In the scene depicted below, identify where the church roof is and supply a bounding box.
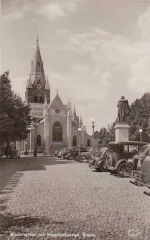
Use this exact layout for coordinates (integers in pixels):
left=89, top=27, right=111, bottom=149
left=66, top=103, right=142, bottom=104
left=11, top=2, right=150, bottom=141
left=50, top=92, right=65, bottom=110
left=30, top=38, right=46, bottom=85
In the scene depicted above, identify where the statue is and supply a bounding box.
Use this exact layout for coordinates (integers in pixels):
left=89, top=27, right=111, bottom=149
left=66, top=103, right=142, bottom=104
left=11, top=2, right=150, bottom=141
left=117, top=96, right=130, bottom=123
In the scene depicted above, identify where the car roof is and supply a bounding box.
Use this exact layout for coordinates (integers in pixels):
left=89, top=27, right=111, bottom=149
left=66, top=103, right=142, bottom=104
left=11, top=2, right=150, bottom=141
left=109, top=141, right=148, bottom=146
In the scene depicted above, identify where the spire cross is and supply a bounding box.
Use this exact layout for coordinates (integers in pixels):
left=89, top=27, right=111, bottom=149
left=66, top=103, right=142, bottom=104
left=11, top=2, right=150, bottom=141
left=56, top=89, right=58, bottom=94
left=37, top=34, right=39, bottom=42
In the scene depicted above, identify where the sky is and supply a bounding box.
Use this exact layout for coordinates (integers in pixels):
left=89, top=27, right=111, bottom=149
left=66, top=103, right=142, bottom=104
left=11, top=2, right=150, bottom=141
left=1, top=0, right=150, bottom=134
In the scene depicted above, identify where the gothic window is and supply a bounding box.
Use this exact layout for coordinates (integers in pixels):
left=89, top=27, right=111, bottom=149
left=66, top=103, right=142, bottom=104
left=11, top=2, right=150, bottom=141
left=73, top=136, right=77, bottom=146
left=39, top=96, right=43, bottom=103
left=34, top=96, right=38, bottom=103
left=53, top=122, right=62, bottom=142
left=37, top=135, right=41, bottom=146
left=87, top=139, right=91, bottom=147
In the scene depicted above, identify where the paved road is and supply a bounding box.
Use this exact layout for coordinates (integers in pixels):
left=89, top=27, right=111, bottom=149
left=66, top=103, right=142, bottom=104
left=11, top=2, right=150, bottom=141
left=0, top=157, right=150, bottom=240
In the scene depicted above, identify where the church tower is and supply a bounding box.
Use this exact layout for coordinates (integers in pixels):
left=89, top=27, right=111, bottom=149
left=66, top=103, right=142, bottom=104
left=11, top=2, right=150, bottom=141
left=25, top=38, right=50, bottom=119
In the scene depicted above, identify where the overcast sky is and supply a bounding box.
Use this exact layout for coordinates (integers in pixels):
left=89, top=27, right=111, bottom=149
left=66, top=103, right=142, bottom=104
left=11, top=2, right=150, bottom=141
left=1, top=0, right=150, bottom=134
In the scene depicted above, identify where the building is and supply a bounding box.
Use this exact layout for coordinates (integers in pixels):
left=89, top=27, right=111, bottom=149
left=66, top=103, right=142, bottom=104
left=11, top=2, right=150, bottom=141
left=18, top=39, right=92, bottom=154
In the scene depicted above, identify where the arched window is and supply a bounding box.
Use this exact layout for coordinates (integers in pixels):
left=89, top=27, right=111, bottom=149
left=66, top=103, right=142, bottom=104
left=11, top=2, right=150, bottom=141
left=34, top=96, right=38, bottom=103
left=73, top=136, right=77, bottom=146
left=39, top=96, right=43, bottom=103
left=53, top=122, right=62, bottom=142
left=37, top=135, right=41, bottom=146
left=87, top=139, right=91, bottom=147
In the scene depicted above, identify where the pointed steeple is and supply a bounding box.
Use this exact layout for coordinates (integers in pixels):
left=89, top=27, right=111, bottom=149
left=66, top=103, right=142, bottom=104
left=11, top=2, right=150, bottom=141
left=30, top=37, right=46, bottom=85
left=26, top=75, right=32, bottom=88
left=79, top=116, right=83, bottom=127
left=45, top=76, right=50, bottom=90
left=73, top=105, right=76, bottom=116
left=67, top=98, right=70, bottom=108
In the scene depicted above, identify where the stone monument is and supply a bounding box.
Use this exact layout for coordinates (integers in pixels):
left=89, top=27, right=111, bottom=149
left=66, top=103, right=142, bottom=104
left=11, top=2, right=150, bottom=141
left=114, top=96, right=130, bottom=141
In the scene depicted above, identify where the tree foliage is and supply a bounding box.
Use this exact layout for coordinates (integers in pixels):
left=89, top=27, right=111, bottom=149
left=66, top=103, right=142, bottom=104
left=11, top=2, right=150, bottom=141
left=0, top=71, right=31, bottom=156
left=94, top=124, right=115, bottom=148
left=128, top=93, right=150, bottom=142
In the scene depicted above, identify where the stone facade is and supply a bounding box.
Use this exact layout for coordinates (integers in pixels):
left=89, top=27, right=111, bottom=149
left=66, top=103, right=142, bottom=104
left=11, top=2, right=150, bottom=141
left=18, top=39, right=92, bottom=154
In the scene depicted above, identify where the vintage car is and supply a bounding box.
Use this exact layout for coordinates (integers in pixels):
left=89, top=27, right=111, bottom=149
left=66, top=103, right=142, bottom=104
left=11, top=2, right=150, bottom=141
left=65, top=147, right=87, bottom=160
left=90, top=147, right=108, bottom=171
left=131, top=144, right=150, bottom=187
left=105, top=141, right=147, bottom=177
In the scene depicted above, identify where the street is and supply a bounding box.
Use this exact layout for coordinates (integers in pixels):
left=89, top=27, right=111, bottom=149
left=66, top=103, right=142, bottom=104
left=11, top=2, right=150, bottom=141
left=0, top=157, right=150, bottom=240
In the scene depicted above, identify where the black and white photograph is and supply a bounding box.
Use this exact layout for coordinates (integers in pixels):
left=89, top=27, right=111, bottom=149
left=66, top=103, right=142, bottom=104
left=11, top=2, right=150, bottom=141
left=1, top=0, right=150, bottom=239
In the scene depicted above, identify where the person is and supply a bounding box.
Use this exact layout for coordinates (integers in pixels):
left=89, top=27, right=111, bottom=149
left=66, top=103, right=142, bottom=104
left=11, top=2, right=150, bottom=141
left=34, top=149, right=37, bottom=157
left=117, top=96, right=130, bottom=123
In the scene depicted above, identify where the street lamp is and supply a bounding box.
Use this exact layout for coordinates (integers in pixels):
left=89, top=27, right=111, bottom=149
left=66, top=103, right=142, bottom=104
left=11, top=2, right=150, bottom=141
left=139, top=128, right=143, bottom=142
left=91, top=118, right=95, bottom=159
left=78, top=127, right=81, bottom=155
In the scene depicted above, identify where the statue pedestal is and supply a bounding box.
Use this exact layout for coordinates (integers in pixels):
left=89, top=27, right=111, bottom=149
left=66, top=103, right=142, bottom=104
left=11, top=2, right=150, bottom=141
left=114, top=124, right=130, bottom=142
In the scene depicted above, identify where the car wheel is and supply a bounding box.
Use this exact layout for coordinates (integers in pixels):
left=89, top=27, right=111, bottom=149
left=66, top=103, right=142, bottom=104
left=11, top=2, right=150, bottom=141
left=81, top=155, right=87, bottom=160
left=99, top=161, right=107, bottom=172
left=117, top=162, right=133, bottom=177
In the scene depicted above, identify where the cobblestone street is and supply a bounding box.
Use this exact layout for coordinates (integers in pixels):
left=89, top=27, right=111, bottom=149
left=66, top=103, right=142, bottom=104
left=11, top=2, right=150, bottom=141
left=0, top=157, right=150, bottom=240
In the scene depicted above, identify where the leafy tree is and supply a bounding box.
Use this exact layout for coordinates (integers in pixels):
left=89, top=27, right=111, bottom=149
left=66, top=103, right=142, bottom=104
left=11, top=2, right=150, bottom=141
left=94, top=124, right=115, bottom=148
left=0, top=71, right=31, bottom=157
left=128, top=93, right=150, bottom=142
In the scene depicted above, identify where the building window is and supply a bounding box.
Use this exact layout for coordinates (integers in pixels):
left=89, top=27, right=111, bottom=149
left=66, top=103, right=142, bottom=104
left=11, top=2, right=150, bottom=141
left=39, top=96, right=43, bottom=103
left=73, top=136, right=77, bottom=146
left=34, top=96, right=38, bottom=103
left=87, top=139, right=91, bottom=147
left=37, top=135, right=41, bottom=146
left=53, top=121, right=62, bottom=142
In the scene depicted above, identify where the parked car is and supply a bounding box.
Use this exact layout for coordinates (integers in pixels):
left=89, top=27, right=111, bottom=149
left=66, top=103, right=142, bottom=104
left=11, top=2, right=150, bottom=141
left=89, top=147, right=108, bottom=169
left=65, top=147, right=87, bottom=160
left=80, top=147, right=93, bottom=160
left=105, top=141, right=147, bottom=177
left=131, top=144, right=150, bottom=186
left=61, top=148, right=70, bottom=159
left=56, top=149, right=63, bottom=158
left=93, top=147, right=108, bottom=171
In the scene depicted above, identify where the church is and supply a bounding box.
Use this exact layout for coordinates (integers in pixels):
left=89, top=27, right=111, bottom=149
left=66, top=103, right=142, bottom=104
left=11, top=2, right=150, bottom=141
left=18, top=39, right=92, bottom=154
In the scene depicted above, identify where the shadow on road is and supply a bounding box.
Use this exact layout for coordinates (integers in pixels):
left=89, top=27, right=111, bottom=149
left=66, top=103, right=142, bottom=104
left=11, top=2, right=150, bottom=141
left=0, top=157, right=67, bottom=190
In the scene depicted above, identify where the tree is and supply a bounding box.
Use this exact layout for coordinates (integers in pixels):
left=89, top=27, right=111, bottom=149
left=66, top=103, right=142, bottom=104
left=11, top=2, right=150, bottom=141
left=128, top=93, right=150, bottom=142
left=0, top=71, right=31, bottom=157
left=94, top=124, right=115, bottom=148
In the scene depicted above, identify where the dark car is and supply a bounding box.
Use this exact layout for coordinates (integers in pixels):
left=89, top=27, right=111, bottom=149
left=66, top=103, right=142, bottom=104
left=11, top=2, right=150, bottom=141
left=105, top=141, right=147, bottom=177
left=65, top=147, right=87, bottom=160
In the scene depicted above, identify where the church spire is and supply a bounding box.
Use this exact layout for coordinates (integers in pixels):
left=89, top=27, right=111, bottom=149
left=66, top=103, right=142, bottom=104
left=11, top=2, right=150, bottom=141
left=45, top=76, right=50, bottom=90
left=73, top=105, right=76, bottom=116
left=79, top=116, right=83, bottom=127
left=30, top=37, right=46, bottom=85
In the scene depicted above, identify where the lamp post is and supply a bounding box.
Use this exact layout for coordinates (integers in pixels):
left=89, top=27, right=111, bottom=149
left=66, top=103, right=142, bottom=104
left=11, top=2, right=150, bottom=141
left=78, top=127, right=81, bottom=155
left=91, top=118, right=95, bottom=159
left=139, top=128, right=143, bottom=142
